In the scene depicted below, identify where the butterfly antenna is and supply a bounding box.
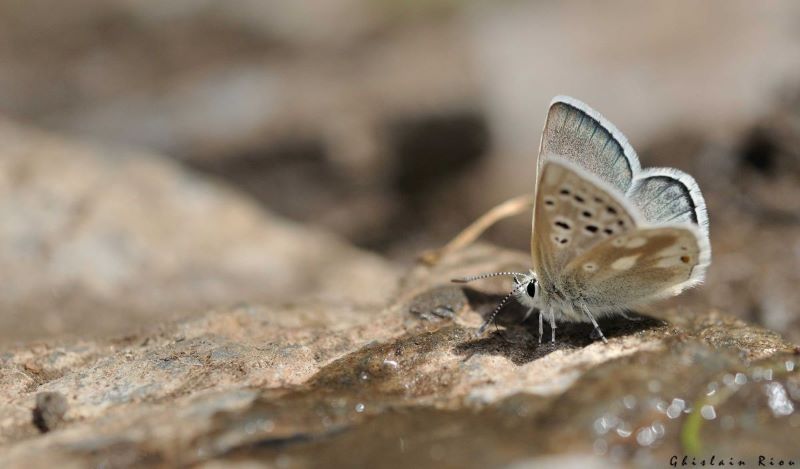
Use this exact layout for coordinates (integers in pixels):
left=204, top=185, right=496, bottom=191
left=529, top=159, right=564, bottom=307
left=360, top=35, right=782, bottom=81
left=451, top=272, right=527, bottom=283
left=477, top=282, right=526, bottom=335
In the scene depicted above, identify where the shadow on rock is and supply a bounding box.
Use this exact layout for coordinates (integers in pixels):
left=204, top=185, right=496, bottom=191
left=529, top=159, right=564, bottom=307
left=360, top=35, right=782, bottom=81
left=454, top=295, right=666, bottom=366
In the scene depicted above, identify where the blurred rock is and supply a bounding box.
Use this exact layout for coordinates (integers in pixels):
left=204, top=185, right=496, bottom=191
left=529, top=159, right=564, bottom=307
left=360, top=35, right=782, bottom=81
left=0, top=118, right=398, bottom=344
left=191, top=107, right=490, bottom=251
left=0, top=0, right=484, bottom=252
left=32, top=392, right=68, bottom=433
left=0, top=244, right=797, bottom=467
left=8, top=0, right=800, bottom=263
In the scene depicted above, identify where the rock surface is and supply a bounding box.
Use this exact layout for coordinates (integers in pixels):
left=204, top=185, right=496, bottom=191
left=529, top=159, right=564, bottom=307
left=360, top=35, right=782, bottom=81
left=1, top=243, right=797, bottom=468
left=1, top=3, right=799, bottom=464
left=0, top=118, right=398, bottom=344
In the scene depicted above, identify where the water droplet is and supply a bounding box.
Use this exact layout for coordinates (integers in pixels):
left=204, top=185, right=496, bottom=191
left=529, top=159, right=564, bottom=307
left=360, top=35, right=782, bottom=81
left=383, top=359, right=399, bottom=369
left=636, top=426, right=656, bottom=446
left=593, top=438, right=608, bottom=455
left=701, top=405, right=716, bottom=420
left=666, top=398, right=686, bottom=419
left=722, top=374, right=735, bottom=387
left=786, top=361, right=795, bottom=372
left=706, top=382, right=717, bottom=396
left=593, top=414, right=619, bottom=435
left=616, top=422, right=632, bottom=438
left=752, top=367, right=765, bottom=381
left=264, top=420, right=275, bottom=431
left=651, top=421, right=665, bottom=438
left=355, top=403, right=365, bottom=413
left=244, top=418, right=274, bottom=435
left=764, top=368, right=774, bottom=381
left=734, top=372, right=747, bottom=385
left=359, top=371, right=369, bottom=381
left=765, top=382, right=794, bottom=416
left=623, top=395, right=637, bottom=410
left=655, top=399, right=668, bottom=413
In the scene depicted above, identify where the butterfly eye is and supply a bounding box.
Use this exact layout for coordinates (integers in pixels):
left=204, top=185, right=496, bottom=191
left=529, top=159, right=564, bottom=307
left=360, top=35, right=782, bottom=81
left=526, top=280, right=538, bottom=298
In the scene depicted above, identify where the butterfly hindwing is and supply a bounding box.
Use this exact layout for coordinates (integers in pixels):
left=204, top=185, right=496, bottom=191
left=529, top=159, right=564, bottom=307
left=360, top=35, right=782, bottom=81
left=563, top=225, right=706, bottom=308
left=626, top=168, right=709, bottom=237
left=531, top=158, right=640, bottom=286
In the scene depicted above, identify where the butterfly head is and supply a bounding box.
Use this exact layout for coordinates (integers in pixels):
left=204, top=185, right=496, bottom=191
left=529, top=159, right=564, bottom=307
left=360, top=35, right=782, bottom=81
left=452, top=270, right=540, bottom=306
left=512, top=270, right=540, bottom=309
left=453, top=270, right=541, bottom=335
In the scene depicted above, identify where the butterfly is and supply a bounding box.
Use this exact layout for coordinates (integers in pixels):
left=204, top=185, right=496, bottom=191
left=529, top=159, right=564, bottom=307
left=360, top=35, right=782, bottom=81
left=447, top=96, right=710, bottom=343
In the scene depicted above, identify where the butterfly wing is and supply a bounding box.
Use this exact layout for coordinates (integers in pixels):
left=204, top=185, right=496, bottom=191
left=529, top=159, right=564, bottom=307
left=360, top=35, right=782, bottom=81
left=626, top=167, right=709, bottom=238
left=532, top=96, right=711, bottom=293
left=625, top=168, right=711, bottom=286
left=533, top=158, right=710, bottom=309
left=562, top=224, right=708, bottom=309
left=538, top=96, right=641, bottom=194
left=531, top=158, right=642, bottom=289
left=532, top=97, right=643, bottom=271
left=535, top=97, right=708, bottom=235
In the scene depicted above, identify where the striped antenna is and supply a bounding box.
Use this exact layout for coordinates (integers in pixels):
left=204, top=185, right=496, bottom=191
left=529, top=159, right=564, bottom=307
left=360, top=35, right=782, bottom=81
left=477, top=282, right=527, bottom=335
left=451, top=272, right=527, bottom=284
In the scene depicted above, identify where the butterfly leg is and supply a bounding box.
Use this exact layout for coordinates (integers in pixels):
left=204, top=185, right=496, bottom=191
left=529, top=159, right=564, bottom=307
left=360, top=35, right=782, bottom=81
left=549, top=308, right=557, bottom=343
left=582, top=306, right=608, bottom=344
left=418, top=194, right=533, bottom=265
left=538, top=311, right=544, bottom=344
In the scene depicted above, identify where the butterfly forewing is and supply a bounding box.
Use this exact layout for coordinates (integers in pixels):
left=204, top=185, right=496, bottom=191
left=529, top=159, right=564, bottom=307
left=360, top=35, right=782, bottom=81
left=531, top=158, right=639, bottom=287
left=540, top=97, right=640, bottom=193
left=563, top=225, right=704, bottom=307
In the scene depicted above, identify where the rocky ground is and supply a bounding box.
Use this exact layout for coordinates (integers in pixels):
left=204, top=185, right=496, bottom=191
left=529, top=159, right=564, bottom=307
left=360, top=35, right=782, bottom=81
left=1, top=122, right=799, bottom=467
left=2, top=1, right=800, bottom=467
left=1, top=241, right=798, bottom=467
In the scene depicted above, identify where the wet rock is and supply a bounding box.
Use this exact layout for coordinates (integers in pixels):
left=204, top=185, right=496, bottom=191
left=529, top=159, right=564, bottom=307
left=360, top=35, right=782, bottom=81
left=0, top=244, right=797, bottom=467
left=0, top=119, right=399, bottom=344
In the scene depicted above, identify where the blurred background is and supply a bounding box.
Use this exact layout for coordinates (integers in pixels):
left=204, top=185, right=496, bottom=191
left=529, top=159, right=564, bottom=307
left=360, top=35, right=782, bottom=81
left=2, top=0, right=800, bottom=343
